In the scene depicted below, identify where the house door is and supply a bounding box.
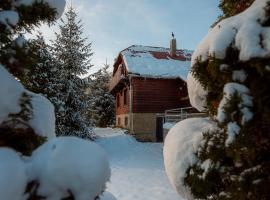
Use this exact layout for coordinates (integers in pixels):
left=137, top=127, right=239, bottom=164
left=156, top=116, right=164, bottom=142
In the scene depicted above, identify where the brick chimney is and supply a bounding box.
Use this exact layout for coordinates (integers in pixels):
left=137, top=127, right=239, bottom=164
left=170, top=37, right=177, bottom=57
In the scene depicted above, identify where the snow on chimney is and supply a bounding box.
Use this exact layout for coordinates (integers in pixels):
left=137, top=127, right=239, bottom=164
left=170, top=36, right=177, bottom=57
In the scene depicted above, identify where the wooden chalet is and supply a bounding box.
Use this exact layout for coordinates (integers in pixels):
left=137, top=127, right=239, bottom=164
left=109, top=38, right=193, bottom=141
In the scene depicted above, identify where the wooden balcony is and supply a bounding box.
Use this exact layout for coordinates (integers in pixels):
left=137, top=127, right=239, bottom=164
left=109, top=65, right=129, bottom=94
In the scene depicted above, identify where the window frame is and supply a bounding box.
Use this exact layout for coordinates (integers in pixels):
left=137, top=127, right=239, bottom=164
left=117, top=94, right=120, bottom=107
left=123, top=89, right=128, bottom=105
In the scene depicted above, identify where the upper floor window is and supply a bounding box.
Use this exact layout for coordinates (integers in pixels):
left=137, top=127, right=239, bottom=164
left=117, top=95, right=120, bottom=107
left=123, top=89, right=128, bottom=105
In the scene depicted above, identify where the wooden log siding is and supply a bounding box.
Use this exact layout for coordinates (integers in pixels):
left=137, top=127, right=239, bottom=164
left=131, top=77, right=190, bottom=113
left=116, top=86, right=130, bottom=115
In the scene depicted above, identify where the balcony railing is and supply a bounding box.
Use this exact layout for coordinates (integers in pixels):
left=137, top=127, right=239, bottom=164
left=164, top=107, right=206, bottom=123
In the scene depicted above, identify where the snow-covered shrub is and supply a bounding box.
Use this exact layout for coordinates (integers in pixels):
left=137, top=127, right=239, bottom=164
left=27, top=137, right=110, bottom=200
left=1, top=1, right=112, bottom=200
left=0, top=64, right=55, bottom=155
left=163, top=118, right=217, bottom=200
left=0, top=0, right=65, bottom=154
left=0, top=148, right=27, bottom=200
left=177, top=0, right=270, bottom=199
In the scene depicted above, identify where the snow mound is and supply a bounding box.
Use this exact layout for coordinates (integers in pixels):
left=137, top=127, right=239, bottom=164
left=28, top=92, right=56, bottom=139
left=0, top=148, right=27, bottom=200
left=0, top=65, right=24, bottom=124
left=28, top=136, right=110, bottom=200
left=0, top=65, right=56, bottom=139
left=163, top=118, right=216, bottom=200
left=187, top=72, right=207, bottom=112
left=187, top=0, right=270, bottom=111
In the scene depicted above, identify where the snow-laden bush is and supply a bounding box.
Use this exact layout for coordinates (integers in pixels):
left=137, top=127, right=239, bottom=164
left=0, top=0, right=65, bottom=154
left=0, top=148, right=27, bottom=200
left=0, top=1, right=112, bottom=200
left=0, top=64, right=111, bottom=200
left=165, top=0, right=270, bottom=199
left=0, top=64, right=55, bottom=154
left=187, top=0, right=270, bottom=112
left=0, top=137, right=110, bottom=200
left=163, top=118, right=217, bottom=200
left=27, top=137, right=110, bottom=200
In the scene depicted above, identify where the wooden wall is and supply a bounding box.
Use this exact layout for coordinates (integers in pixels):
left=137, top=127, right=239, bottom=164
left=115, top=86, right=130, bottom=115
left=131, top=77, right=190, bottom=113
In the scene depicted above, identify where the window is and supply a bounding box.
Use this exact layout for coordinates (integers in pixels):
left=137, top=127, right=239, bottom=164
left=118, top=117, right=121, bottom=125
left=125, top=117, right=128, bottom=126
left=123, top=89, right=128, bottom=105
left=117, top=95, right=120, bottom=107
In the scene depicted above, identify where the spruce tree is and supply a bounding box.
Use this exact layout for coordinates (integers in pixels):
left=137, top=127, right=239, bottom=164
left=26, top=34, right=58, bottom=94
left=86, top=64, right=115, bottom=127
left=51, top=7, right=93, bottom=138
left=184, top=1, right=270, bottom=199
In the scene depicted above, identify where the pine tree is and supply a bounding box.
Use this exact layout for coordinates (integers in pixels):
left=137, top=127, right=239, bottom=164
left=51, top=7, right=93, bottom=138
left=184, top=1, right=270, bottom=199
left=25, top=34, right=57, bottom=94
left=0, top=0, right=60, bottom=155
left=86, top=64, right=115, bottom=127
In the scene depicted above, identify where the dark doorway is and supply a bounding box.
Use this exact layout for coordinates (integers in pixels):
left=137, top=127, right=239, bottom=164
left=156, top=116, right=164, bottom=142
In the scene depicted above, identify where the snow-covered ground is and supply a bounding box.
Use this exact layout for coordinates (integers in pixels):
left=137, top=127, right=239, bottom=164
left=95, top=128, right=183, bottom=200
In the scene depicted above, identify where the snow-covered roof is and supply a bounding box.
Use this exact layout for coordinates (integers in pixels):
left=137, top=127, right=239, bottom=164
left=120, top=45, right=193, bottom=81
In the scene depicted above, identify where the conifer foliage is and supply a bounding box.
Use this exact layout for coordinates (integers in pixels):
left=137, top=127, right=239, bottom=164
left=26, top=34, right=59, bottom=95
left=0, top=2, right=111, bottom=199
left=184, top=0, right=270, bottom=199
left=86, top=64, right=115, bottom=127
left=219, top=0, right=255, bottom=17
left=0, top=0, right=59, bottom=155
left=51, top=7, right=93, bottom=138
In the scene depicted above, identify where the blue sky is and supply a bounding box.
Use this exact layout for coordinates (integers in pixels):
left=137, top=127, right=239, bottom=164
left=37, top=0, right=221, bottom=72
